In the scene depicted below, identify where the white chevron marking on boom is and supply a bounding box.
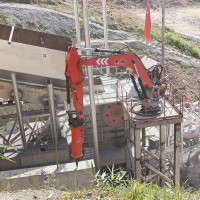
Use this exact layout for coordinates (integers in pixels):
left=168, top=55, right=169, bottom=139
left=96, top=58, right=109, bottom=65
left=100, top=58, right=105, bottom=65
left=96, top=58, right=101, bottom=65
left=104, top=58, right=109, bottom=65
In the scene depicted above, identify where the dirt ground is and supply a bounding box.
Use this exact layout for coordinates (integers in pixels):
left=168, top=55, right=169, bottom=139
left=135, top=3, right=200, bottom=41
left=0, top=189, right=65, bottom=200
left=0, top=0, right=199, bottom=199
left=167, top=63, right=200, bottom=102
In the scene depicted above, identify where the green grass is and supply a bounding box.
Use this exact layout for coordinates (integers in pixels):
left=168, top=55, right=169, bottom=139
left=0, top=15, right=11, bottom=26
left=106, top=10, right=200, bottom=60
left=59, top=165, right=200, bottom=200
left=166, top=31, right=200, bottom=59
left=60, top=180, right=200, bottom=200
left=108, top=15, right=120, bottom=30
left=125, top=24, right=200, bottom=59
left=0, top=125, right=16, bottom=163
left=26, top=20, right=39, bottom=31
left=15, top=20, right=24, bottom=28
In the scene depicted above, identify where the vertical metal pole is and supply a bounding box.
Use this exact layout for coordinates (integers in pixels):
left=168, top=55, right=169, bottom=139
left=102, top=0, right=110, bottom=74
left=83, top=0, right=100, bottom=171
left=199, top=82, right=200, bottom=116
left=11, top=73, right=26, bottom=150
left=142, top=128, right=146, bottom=147
left=74, top=0, right=81, bottom=50
left=8, top=26, right=15, bottom=44
left=174, top=123, right=181, bottom=188
left=166, top=124, right=170, bottom=147
left=161, top=0, right=165, bottom=66
left=47, top=81, right=59, bottom=169
left=181, top=123, right=183, bottom=164
left=134, top=128, right=141, bottom=181
left=160, top=125, right=166, bottom=186
left=124, top=111, right=131, bottom=170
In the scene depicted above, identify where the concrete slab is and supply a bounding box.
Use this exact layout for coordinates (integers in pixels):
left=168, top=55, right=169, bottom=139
left=0, top=179, right=11, bottom=191
left=100, top=144, right=125, bottom=166
left=55, top=171, right=77, bottom=190
left=0, top=138, right=70, bottom=171
left=29, top=175, right=44, bottom=189
left=0, top=156, right=21, bottom=170
left=20, top=154, right=44, bottom=168
left=77, top=169, right=93, bottom=188
left=10, top=176, right=31, bottom=191
left=0, top=160, right=94, bottom=191
left=0, top=171, right=11, bottom=180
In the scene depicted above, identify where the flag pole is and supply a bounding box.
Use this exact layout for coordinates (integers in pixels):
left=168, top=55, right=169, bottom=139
left=161, top=0, right=165, bottom=66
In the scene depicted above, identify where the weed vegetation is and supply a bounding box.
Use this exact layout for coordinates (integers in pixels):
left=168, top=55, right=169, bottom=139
left=60, top=165, right=200, bottom=200
left=0, top=15, right=11, bottom=26
left=0, top=125, right=16, bottom=162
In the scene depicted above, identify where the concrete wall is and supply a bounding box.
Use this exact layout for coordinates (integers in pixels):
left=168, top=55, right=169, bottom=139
left=0, top=160, right=94, bottom=191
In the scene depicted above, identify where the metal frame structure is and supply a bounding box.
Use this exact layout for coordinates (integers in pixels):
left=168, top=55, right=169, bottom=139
left=0, top=74, right=63, bottom=152
left=0, top=25, right=71, bottom=169
left=118, top=78, right=183, bottom=187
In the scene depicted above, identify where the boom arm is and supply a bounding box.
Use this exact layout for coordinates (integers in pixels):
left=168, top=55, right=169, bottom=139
left=65, top=47, right=164, bottom=160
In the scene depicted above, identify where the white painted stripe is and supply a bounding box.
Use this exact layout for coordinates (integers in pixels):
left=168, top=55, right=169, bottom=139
left=100, top=58, right=105, bottom=65
left=104, top=58, right=109, bottom=65
left=96, top=58, right=101, bottom=65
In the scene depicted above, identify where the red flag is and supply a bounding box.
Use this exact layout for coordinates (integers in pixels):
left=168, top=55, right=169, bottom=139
left=144, top=0, right=151, bottom=43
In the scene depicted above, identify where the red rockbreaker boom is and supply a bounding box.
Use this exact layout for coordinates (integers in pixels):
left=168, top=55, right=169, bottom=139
left=65, top=46, right=165, bottom=162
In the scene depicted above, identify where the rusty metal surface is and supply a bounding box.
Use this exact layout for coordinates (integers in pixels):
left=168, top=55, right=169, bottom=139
left=0, top=24, right=71, bottom=51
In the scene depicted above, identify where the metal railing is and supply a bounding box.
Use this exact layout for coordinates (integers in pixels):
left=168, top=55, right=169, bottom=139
left=116, top=78, right=183, bottom=123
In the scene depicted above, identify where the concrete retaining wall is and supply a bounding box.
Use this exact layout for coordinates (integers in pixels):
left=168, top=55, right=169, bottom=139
left=0, top=160, right=94, bottom=191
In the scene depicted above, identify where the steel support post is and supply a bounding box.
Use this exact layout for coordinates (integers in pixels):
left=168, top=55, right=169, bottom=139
left=142, top=128, right=146, bottom=147
left=160, top=125, right=166, bottom=186
left=124, top=111, right=131, bottom=170
left=47, top=81, right=58, bottom=147
left=47, top=81, right=59, bottom=168
left=74, top=0, right=81, bottom=50
left=134, top=128, right=141, bottom=181
left=199, top=82, right=200, bottom=116
left=174, top=123, right=181, bottom=188
left=181, top=123, right=183, bottom=164
left=83, top=0, right=100, bottom=171
left=102, top=0, right=110, bottom=74
left=11, top=73, right=26, bottom=150
left=166, top=124, right=170, bottom=147
left=161, top=0, right=165, bottom=66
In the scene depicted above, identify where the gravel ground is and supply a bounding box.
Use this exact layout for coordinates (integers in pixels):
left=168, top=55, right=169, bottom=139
left=0, top=189, right=65, bottom=200
left=0, top=1, right=200, bottom=198
left=135, top=3, right=200, bottom=42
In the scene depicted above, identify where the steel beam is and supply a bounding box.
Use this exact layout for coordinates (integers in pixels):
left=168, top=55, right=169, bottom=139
left=11, top=73, right=26, bottom=150
left=124, top=111, right=131, bottom=170
left=141, top=146, right=159, bottom=161
left=47, top=81, right=59, bottom=168
left=82, top=0, right=100, bottom=171
left=143, top=161, right=172, bottom=184
left=160, top=125, right=166, bottom=186
left=47, top=81, right=58, bottom=147
left=74, top=0, right=81, bottom=50
left=174, top=123, right=181, bottom=188
left=166, top=124, right=170, bottom=147
left=102, top=0, right=110, bottom=74
left=0, top=24, right=71, bottom=51
left=142, top=128, right=146, bottom=147
left=134, top=128, right=141, bottom=181
left=161, top=0, right=165, bottom=66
